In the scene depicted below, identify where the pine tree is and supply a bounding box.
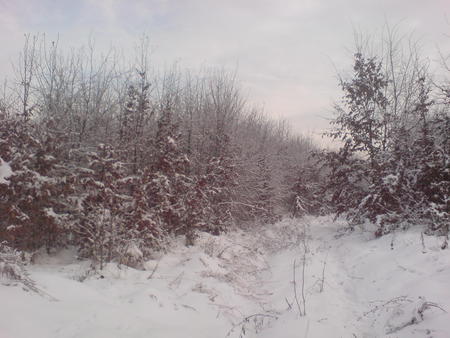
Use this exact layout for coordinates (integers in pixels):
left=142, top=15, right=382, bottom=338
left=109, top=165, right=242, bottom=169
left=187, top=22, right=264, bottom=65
left=325, top=50, right=449, bottom=235
left=75, top=144, right=128, bottom=269
left=0, top=112, right=72, bottom=251
left=252, top=155, right=277, bottom=223
left=118, top=70, right=152, bottom=174
left=146, top=106, right=192, bottom=235
left=288, top=165, right=323, bottom=217
left=203, top=152, right=238, bottom=232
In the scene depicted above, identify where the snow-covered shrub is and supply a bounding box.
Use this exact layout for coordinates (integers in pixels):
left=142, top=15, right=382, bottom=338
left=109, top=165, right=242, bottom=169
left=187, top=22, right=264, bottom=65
left=117, top=72, right=153, bottom=174
left=124, top=169, right=166, bottom=256
left=74, top=144, right=135, bottom=269
left=286, top=164, right=325, bottom=218
left=322, top=50, right=449, bottom=236
left=143, top=106, right=237, bottom=241
left=0, top=241, right=37, bottom=290
left=318, top=148, right=368, bottom=225
left=200, top=154, right=238, bottom=233
left=0, top=242, right=25, bottom=282
left=0, top=241, right=57, bottom=300
left=0, top=112, right=72, bottom=251
left=251, top=155, right=278, bottom=224
left=119, top=241, right=144, bottom=269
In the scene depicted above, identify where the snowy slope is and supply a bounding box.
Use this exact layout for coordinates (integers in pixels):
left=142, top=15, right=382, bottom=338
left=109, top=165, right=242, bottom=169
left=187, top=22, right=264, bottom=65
left=1, top=216, right=449, bottom=338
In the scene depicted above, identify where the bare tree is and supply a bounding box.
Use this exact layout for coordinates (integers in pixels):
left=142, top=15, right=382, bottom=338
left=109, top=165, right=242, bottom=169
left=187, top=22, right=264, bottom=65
left=13, top=34, right=38, bottom=120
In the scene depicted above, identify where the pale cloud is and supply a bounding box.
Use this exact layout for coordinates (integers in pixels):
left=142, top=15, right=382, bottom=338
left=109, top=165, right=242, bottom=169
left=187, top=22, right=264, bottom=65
left=0, top=0, right=448, bottom=136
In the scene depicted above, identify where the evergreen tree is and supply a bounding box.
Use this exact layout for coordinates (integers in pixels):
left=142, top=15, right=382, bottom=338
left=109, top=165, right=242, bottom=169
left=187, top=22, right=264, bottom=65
left=146, top=106, right=192, bottom=235
left=252, top=155, right=277, bottom=223
left=0, top=112, right=72, bottom=251
left=324, top=50, right=449, bottom=235
left=75, top=144, right=128, bottom=269
left=203, top=151, right=238, bottom=232
left=118, top=70, right=152, bottom=174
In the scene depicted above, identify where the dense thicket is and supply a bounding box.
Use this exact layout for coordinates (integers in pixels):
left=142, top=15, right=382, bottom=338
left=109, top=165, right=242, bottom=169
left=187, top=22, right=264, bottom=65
left=320, top=31, right=449, bottom=237
left=0, top=35, right=314, bottom=267
left=2, top=30, right=446, bottom=265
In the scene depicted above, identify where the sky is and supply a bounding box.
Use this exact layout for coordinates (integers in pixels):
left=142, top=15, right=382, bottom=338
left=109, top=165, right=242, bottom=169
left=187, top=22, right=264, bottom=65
left=0, top=0, right=449, bottom=144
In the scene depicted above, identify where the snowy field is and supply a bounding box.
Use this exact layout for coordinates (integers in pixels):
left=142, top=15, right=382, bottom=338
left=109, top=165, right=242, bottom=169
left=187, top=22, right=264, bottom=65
left=1, top=216, right=449, bottom=338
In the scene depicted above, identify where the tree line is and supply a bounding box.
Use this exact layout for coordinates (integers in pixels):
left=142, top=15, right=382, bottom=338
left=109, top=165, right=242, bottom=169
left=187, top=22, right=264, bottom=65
left=0, top=35, right=315, bottom=268
left=1, top=28, right=448, bottom=268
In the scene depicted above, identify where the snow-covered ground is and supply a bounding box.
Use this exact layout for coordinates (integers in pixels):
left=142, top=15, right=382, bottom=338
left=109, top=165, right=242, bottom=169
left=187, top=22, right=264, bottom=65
left=1, top=216, right=449, bottom=338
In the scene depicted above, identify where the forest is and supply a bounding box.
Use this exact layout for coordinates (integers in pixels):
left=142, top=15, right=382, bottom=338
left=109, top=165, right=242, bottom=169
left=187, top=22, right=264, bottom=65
left=1, top=31, right=448, bottom=266
left=0, top=27, right=449, bottom=337
left=0, top=35, right=320, bottom=266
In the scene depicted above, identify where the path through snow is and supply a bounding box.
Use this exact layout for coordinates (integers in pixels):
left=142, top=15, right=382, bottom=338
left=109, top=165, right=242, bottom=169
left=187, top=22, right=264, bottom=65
left=1, top=216, right=449, bottom=337
left=258, top=216, right=450, bottom=337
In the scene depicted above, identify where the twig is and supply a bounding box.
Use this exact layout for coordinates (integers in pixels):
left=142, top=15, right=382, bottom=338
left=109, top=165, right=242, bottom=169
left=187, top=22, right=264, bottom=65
left=358, top=296, right=411, bottom=321
left=301, top=223, right=307, bottom=316
left=420, top=232, right=426, bottom=253
left=293, top=259, right=303, bottom=316
left=285, top=297, right=293, bottom=310
left=225, top=313, right=278, bottom=337
left=181, top=304, right=198, bottom=312
left=21, top=277, right=58, bottom=301
left=319, top=252, right=328, bottom=293
left=168, top=271, right=184, bottom=289
left=217, top=245, right=233, bottom=259
left=386, top=299, right=447, bottom=334
left=147, top=258, right=160, bottom=279
left=421, top=301, right=447, bottom=313
left=301, top=255, right=307, bottom=316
